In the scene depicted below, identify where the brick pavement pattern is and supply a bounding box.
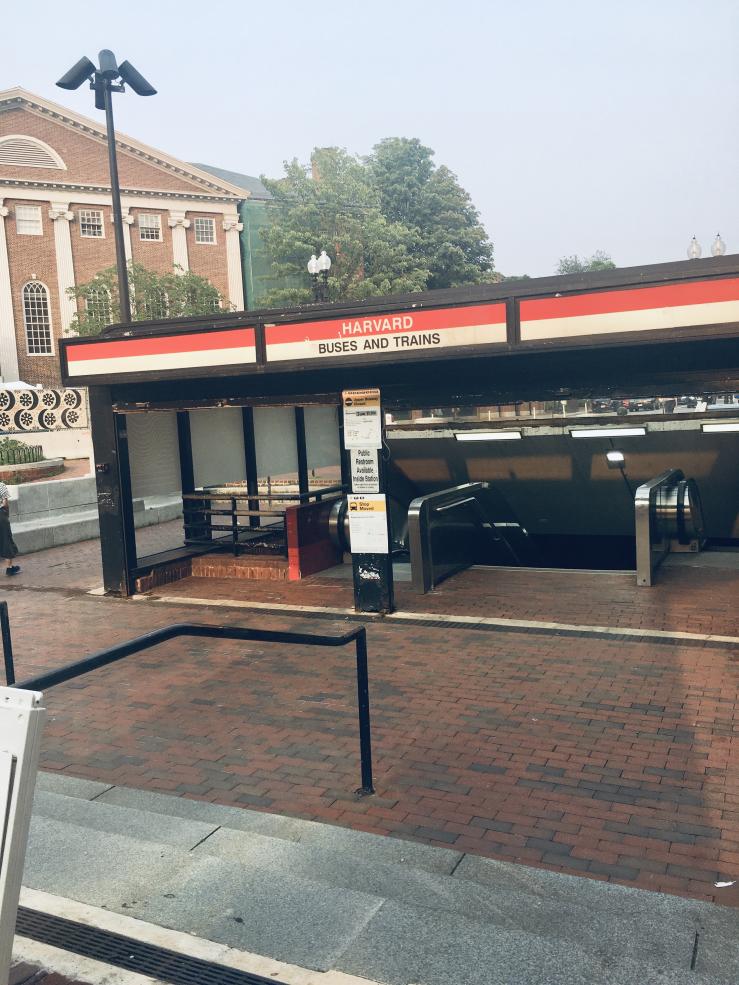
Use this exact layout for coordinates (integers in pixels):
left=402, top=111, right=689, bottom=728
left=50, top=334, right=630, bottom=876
left=5, top=574, right=739, bottom=907
left=10, top=526, right=739, bottom=637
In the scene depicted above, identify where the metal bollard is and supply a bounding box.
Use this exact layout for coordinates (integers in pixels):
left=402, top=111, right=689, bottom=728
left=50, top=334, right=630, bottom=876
left=1, top=602, right=14, bottom=686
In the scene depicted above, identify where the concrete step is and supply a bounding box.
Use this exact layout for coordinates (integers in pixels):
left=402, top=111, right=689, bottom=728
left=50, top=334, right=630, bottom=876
left=11, top=493, right=181, bottom=553
left=27, top=775, right=739, bottom=984
left=23, top=814, right=382, bottom=974
left=35, top=775, right=459, bottom=874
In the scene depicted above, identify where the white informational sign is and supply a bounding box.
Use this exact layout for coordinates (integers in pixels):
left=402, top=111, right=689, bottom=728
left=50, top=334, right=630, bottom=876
left=350, top=448, right=380, bottom=493
left=347, top=494, right=389, bottom=554
left=0, top=687, right=45, bottom=983
left=343, top=388, right=382, bottom=449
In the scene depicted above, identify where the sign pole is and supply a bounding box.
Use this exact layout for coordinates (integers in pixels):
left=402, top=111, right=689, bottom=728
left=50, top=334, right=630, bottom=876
left=0, top=687, right=46, bottom=982
left=342, top=388, right=394, bottom=614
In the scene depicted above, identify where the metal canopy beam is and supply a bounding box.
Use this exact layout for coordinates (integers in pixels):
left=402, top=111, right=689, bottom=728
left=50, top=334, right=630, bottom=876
left=60, top=256, right=739, bottom=394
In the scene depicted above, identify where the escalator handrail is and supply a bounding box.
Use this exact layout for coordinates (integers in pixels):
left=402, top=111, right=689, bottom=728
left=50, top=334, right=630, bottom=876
left=634, top=468, right=684, bottom=587
left=408, top=482, right=523, bottom=593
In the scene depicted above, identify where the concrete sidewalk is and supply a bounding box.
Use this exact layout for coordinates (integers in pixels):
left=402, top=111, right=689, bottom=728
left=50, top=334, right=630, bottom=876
left=17, top=772, right=739, bottom=985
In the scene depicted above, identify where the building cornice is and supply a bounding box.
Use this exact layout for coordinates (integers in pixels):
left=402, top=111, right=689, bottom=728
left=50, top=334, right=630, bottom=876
left=0, top=88, right=249, bottom=201
left=0, top=177, right=240, bottom=204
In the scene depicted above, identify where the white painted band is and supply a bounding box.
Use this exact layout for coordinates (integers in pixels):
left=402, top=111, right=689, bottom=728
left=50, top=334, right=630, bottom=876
left=520, top=298, right=739, bottom=340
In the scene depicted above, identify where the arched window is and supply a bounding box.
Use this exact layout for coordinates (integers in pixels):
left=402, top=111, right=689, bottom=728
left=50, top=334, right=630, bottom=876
left=141, top=287, right=168, bottom=321
left=0, top=136, right=65, bottom=170
left=86, top=286, right=111, bottom=325
left=23, top=282, right=53, bottom=354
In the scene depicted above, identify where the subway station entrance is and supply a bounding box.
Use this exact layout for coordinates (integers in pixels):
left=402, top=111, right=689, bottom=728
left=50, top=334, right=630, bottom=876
left=60, top=256, right=739, bottom=611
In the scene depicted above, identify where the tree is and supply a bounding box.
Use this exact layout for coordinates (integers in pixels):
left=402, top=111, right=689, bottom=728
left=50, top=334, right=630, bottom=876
left=556, top=251, right=616, bottom=275
left=260, top=148, right=430, bottom=306
left=68, top=263, right=227, bottom=336
left=368, top=138, right=494, bottom=290
left=259, top=140, right=494, bottom=305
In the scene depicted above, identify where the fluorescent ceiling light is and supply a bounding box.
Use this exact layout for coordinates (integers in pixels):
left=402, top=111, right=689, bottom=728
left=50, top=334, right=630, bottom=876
left=702, top=422, right=739, bottom=433
left=571, top=427, right=646, bottom=438
left=455, top=430, right=522, bottom=441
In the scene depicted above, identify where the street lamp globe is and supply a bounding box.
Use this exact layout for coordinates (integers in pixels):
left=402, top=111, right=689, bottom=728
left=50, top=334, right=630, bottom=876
left=317, top=250, right=332, bottom=272
left=307, top=254, right=319, bottom=275
left=687, top=236, right=702, bottom=260
left=711, top=233, right=726, bottom=257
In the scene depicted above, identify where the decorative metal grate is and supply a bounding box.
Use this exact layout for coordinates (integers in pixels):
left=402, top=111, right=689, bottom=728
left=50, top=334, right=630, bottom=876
left=16, top=907, right=285, bottom=985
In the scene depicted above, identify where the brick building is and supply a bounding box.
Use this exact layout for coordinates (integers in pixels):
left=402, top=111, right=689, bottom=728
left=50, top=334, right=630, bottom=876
left=0, top=87, right=246, bottom=386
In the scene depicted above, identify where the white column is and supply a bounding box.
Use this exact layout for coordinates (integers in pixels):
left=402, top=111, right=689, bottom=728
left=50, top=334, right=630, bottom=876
left=0, top=202, right=19, bottom=382
left=223, top=216, right=244, bottom=310
left=168, top=210, right=190, bottom=273
left=119, top=208, right=134, bottom=263
left=48, top=202, right=78, bottom=336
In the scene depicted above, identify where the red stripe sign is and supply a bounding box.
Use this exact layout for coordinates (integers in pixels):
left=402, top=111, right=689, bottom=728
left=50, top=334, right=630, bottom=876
left=520, top=277, right=739, bottom=341
left=65, top=326, right=257, bottom=380
left=264, top=303, right=508, bottom=362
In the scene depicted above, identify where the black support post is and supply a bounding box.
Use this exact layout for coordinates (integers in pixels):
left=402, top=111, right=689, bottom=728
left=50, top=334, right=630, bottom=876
left=350, top=443, right=395, bottom=613
left=177, top=410, right=201, bottom=541
left=345, top=391, right=395, bottom=615
left=1, top=600, right=15, bottom=686
left=176, top=411, right=194, bottom=494
left=295, top=406, right=309, bottom=497
left=89, top=386, right=137, bottom=596
left=241, top=406, right=260, bottom=528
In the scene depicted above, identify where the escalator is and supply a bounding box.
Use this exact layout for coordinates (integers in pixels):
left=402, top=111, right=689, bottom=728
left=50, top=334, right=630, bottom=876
left=406, top=482, right=538, bottom=592
left=329, top=467, right=711, bottom=594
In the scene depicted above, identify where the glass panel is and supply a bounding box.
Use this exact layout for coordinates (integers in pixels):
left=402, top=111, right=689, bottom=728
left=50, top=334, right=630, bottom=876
left=126, top=411, right=184, bottom=556
left=395, top=395, right=739, bottom=425
left=189, top=408, right=247, bottom=490
left=304, top=405, right=341, bottom=490
left=253, top=406, right=299, bottom=496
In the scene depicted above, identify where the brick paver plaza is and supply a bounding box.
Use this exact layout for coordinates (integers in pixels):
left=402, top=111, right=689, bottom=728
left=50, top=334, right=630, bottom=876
left=5, top=530, right=739, bottom=907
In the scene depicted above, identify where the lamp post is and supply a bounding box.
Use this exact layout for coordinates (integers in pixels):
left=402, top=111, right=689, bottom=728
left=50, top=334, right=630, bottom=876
left=711, top=233, right=727, bottom=257
left=687, top=236, right=702, bottom=260
left=307, top=250, right=332, bottom=302
left=57, top=52, right=156, bottom=324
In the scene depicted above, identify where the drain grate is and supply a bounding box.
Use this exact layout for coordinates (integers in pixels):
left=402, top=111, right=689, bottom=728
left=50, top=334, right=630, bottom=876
left=16, top=906, right=288, bottom=985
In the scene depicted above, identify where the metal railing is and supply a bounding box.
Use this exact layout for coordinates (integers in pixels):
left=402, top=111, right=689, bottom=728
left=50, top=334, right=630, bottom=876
left=182, top=485, right=345, bottom=557
left=408, top=482, right=527, bottom=593
left=3, top=614, right=374, bottom=796
left=635, top=469, right=706, bottom=586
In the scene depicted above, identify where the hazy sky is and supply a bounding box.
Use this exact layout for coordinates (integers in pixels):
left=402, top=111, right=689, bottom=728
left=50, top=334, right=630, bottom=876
left=2, top=0, right=737, bottom=277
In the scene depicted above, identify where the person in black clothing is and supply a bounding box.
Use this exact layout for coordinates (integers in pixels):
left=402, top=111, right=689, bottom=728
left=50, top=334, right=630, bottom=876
left=0, top=480, right=20, bottom=576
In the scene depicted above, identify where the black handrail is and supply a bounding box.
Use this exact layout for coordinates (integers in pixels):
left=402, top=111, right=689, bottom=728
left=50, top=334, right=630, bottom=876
left=1, top=600, right=14, bottom=686
left=187, top=483, right=346, bottom=503
left=182, top=495, right=287, bottom=557
left=4, top=618, right=374, bottom=795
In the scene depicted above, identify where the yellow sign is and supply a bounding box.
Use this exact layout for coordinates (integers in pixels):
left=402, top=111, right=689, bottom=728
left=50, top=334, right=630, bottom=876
left=347, top=493, right=389, bottom=553
left=349, top=498, right=386, bottom=513
left=343, top=388, right=381, bottom=409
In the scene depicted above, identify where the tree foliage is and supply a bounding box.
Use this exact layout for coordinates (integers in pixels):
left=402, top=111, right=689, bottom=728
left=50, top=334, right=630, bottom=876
left=68, top=263, right=227, bottom=336
left=556, top=251, right=616, bottom=275
left=260, top=140, right=493, bottom=305
left=369, top=138, right=493, bottom=290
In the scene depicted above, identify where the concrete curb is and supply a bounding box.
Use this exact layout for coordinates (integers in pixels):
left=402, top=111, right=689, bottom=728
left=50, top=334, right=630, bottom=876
left=18, top=888, right=383, bottom=985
